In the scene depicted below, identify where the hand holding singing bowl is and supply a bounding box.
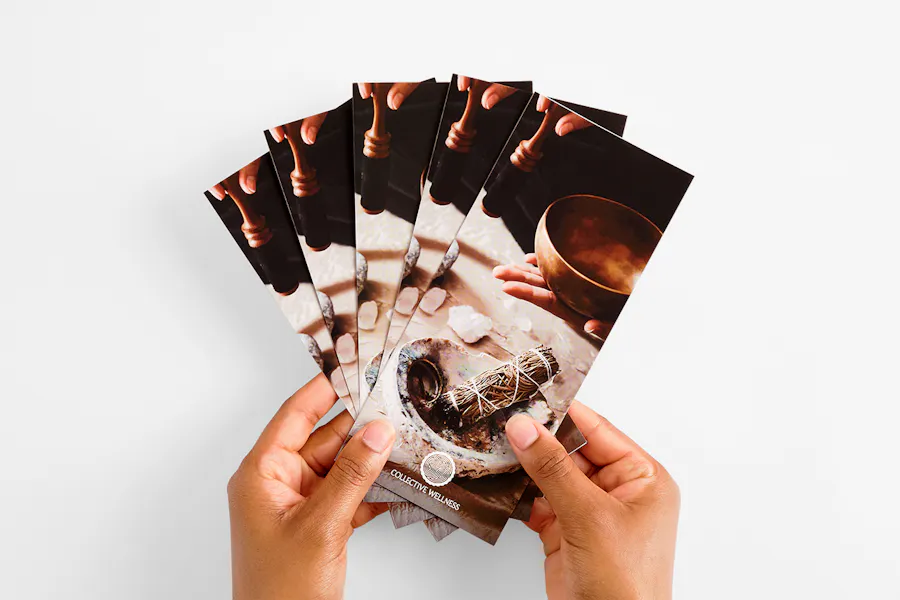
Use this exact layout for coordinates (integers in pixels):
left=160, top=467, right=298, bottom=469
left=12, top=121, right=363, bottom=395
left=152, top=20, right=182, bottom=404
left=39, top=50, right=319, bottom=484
left=494, top=194, right=661, bottom=340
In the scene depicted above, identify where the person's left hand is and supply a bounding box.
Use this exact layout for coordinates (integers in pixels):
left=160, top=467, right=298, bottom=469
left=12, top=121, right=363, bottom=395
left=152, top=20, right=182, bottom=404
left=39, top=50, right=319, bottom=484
left=228, top=374, right=395, bottom=600
left=493, top=252, right=610, bottom=340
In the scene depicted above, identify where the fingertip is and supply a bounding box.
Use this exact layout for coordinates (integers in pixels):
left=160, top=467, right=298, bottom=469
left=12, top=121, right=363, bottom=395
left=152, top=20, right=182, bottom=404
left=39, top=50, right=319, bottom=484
left=388, top=91, right=405, bottom=110
left=482, top=92, right=499, bottom=110
left=506, top=414, right=540, bottom=450
left=557, top=121, right=574, bottom=137
left=303, top=126, right=318, bottom=145
left=568, top=399, right=599, bottom=423
left=361, top=419, right=395, bottom=453
left=311, top=371, right=339, bottom=399
left=500, top=280, right=520, bottom=294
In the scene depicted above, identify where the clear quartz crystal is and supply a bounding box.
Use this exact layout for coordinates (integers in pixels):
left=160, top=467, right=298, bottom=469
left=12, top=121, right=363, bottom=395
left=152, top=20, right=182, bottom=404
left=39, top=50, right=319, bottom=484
left=335, top=333, right=357, bottom=364
left=419, top=287, right=447, bottom=315
left=394, top=286, right=419, bottom=315
left=358, top=300, right=378, bottom=330
left=447, top=305, right=493, bottom=344
left=330, top=368, right=349, bottom=397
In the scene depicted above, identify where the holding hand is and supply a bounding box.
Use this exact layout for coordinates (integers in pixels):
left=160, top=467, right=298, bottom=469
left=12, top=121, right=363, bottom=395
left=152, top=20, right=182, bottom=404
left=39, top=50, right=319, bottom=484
left=357, top=82, right=421, bottom=110
left=506, top=402, right=680, bottom=600
left=269, top=111, right=329, bottom=145
left=207, top=157, right=261, bottom=200
left=228, top=374, right=394, bottom=600
left=457, top=76, right=518, bottom=110
left=493, top=253, right=611, bottom=339
left=536, top=95, right=594, bottom=137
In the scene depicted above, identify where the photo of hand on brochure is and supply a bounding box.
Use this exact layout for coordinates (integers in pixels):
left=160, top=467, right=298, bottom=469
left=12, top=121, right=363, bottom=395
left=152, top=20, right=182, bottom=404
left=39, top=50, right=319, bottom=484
left=203, top=155, right=355, bottom=412
left=349, top=91, right=693, bottom=543
left=198, top=75, right=692, bottom=545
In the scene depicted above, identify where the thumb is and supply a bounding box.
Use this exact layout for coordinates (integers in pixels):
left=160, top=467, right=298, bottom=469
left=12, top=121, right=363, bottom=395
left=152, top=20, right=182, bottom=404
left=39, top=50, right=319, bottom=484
left=312, top=419, right=395, bottom=522
left=506, top=414, right=603, bottom=528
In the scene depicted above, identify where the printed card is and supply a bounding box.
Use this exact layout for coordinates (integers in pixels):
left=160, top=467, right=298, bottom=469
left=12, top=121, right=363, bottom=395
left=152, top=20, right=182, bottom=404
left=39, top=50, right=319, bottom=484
left=351, top=80, right=447, bottom=397
left=203, top=154, right=354, bottom=411
left=348, top=95, right=693, bottom=543
left=265, top=102, right=362, bottom=412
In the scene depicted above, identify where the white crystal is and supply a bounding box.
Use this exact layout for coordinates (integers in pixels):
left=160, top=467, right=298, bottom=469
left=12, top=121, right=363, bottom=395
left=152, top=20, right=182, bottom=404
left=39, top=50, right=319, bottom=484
left=335, top=333, right=357, bottom=364
left=514, top=317, right=533, bottom=332
left=447, top=305, right=493, bottom=343
left=330, top=368, right=349, bottom=397
left=395, top=287, right=419, bottom=315
left=419, top=287, right=447, bottom=315
left=358, top=300, right=378, bottom=330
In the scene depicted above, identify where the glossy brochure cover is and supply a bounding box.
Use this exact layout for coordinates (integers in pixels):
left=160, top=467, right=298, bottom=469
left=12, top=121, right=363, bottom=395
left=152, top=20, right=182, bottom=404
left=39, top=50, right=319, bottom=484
left=265, top=101, right=362, bottom=412
left=348, top=96, right=693, bottom=543
left=203, top=153, right=354, bottom=411
left=351, top=80, right=447, bottom=398
left=381, top=75, right=534, bottom=363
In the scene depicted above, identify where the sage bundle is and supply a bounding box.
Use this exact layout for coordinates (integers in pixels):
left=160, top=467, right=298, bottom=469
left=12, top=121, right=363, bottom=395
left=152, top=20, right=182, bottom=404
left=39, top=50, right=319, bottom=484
left=426, top=345, right=559, bottom=429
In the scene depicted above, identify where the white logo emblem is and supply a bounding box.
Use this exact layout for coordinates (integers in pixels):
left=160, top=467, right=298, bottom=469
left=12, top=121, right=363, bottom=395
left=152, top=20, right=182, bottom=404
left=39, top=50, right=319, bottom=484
left=420, top=451, right=455, bottom=487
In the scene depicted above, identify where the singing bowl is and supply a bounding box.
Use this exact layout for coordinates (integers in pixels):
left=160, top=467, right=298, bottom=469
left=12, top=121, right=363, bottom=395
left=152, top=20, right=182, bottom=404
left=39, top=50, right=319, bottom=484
left=534, top=195, right=662, bottom=321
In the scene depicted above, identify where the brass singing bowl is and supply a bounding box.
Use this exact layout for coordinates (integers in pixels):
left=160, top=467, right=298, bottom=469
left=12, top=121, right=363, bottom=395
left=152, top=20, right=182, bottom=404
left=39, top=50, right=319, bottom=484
left=534, top=195, right=662, bottom=322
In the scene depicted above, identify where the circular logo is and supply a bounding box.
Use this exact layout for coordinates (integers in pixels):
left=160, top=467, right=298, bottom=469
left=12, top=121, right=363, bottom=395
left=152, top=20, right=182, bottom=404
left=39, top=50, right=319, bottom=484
left=420, top=451, right=455, bottom=487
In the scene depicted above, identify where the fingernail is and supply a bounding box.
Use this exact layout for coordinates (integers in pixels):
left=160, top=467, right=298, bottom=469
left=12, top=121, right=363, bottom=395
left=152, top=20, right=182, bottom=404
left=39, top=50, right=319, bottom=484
left=245, top=176, right=256, bottom=193
left=506, top=415, right=539, bottom=450
left=483, top=92, right=498, bottom=109
left=362, top=419, right=394, bottom=453
left=557, top=122, right=574, bottom=136
left=389, top=92, right=405, bottom=110
left=305, top=127, right=318, bottom=144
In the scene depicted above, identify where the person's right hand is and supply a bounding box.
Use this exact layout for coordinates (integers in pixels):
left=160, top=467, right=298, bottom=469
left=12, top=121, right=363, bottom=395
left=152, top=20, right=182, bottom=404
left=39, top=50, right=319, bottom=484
left=357, top=82, right=421, bottom=110
left=457, top=76, right=518, bottom=110
left=505, top=401, right=680, bottom=600
left=536, top=95, right=594, bottom=137
left=269, top=111, right=329, bottom=145
left=207, top=158, right=261, bottom=200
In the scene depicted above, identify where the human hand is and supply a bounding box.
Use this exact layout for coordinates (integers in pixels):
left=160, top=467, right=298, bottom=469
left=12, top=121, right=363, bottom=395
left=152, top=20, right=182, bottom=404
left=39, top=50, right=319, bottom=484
left=536, top=95, right=594, bottom=137
left=357, top=82, right=421, bottom=110
left=208, top=157, right=261, bottom=200
left=268, top=111, right=329, bottom=145
left=492, top=253, right=610, bottom=339
left=505, top=401, right=680, bottom=600
left=228, top=374, right=395, bottom=600
left=457, top=75, right=518, bottom=110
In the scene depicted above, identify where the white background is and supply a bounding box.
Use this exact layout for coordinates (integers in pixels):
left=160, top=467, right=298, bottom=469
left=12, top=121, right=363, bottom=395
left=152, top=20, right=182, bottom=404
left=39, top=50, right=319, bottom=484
left=2, top=1, right=899, bottom=598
